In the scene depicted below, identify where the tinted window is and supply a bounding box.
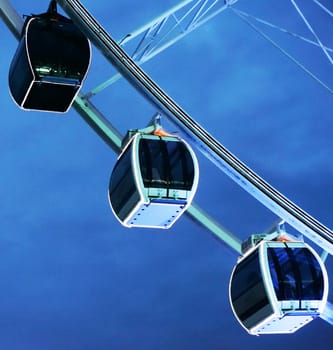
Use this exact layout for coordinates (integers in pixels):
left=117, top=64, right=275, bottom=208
left=139, top=138, right=194, bottom=190
left=27, top=17, right=89, bottom=81
left=109, top=146, right=139, bottom=220
left=167, top=141, right=194, bottom=189
left=230, top=250, right=270, bottom=323
left=268, top=247, right=324, bottom=301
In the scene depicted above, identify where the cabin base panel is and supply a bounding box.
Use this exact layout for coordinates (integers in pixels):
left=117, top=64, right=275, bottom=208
left=125, top=200, right=187, bottom=229
left=250, top=312, right=318, bottom=335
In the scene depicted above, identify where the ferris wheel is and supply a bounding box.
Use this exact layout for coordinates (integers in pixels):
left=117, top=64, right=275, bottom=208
left=0, top=0, right=332, bottom=336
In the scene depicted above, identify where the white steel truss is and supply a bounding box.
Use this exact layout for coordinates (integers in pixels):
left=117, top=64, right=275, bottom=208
left=85, top=0, right=239, bottom=98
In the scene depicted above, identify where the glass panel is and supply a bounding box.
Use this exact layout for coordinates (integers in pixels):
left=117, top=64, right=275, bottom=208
left=9, top=38, right=34, bottom=104
left=167, top=141, right=194, bottom=190
left=139, top=138, right=194, bottom=190
left=297, top=248, right=324, bottom=300
left=110, top=146, right=139, bottom=220
left=139, top=138, right=151, bottom=187
left=139, top=138, right=168, bottom=188
left=27, top=17, right=89, bottom=81
left=231, top=250, right=270, bottom=323
left=149, top=139, right=168, bottom=187
left=268, top=247, right=324, bottom=301
left=268, top=248, right=299, bottom=300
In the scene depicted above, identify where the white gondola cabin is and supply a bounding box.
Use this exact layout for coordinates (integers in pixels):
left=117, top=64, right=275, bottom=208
left=108, top=130, right=199, bottom=229
left=229, top=239, right=328, bottom=335
left=8, top=4, right=91, bottom=112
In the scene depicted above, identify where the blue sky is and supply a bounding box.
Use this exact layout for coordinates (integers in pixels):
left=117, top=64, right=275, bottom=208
left=0, top=0, right=333, bottom=349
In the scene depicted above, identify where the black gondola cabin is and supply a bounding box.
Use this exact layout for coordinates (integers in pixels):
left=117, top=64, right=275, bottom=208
left=229, top=239, right=328, bottom=335
left=9, top=10, right=91, bottom=112
left=108, top=132, right=199, bottom=229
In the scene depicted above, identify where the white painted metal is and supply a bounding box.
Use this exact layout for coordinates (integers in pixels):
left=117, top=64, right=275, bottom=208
left=86, top=0, right=239, bottom=97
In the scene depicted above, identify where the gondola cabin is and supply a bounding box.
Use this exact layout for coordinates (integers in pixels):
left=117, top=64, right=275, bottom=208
left=108, top=132, right=199, bottom=229
left=8, top=11, right=91, bottom=112
left=229, top=240, right=328, bottom=335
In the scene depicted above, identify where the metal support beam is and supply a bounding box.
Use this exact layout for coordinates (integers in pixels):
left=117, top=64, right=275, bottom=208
left=86, top=0, right=239, bottom=97
left=73, top=94, right=122, bottom=153
left=0, top=0, right=22, bottom=39
left=187, top=203, right=242, bottom=254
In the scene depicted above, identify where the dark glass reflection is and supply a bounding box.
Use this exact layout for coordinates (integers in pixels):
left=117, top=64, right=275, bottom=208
left=230, top=250, right=271, bottom=323
left=139, top=138, right=194, bottom=190
left=109, top=145, right=140, bottom=220
left=268, top=247, right=324, bottom=301
left=28, top=17, right=89, bottom=82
